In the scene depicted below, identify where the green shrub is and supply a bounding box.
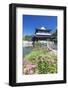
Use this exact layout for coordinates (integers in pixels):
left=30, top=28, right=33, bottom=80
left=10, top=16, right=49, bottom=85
left=48, top=64, right=57, bottom=73
left=37, top=54, right=57, bottom=74
left=34, top=42, right=41, bottom=47
left=37, top=60, right=49, bottom=74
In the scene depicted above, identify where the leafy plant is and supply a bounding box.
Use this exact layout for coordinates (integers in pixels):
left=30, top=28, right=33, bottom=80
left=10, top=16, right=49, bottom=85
left=23, top=35, right=32, bottom=41
left=37, top=60, right=49, bottom=74
left=48, top=29, right=57, bottom=43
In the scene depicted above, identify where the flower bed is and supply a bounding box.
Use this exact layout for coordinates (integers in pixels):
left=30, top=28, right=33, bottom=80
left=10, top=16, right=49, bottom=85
left=23, top=46, right=57, bottom=75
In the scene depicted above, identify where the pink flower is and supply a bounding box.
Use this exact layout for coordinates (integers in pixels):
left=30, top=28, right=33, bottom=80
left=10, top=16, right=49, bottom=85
left=26, top=64, right=36, bottom=70
left=29, top=70, right=34, bottom=74
left=24, top=63, right=36, bottom=74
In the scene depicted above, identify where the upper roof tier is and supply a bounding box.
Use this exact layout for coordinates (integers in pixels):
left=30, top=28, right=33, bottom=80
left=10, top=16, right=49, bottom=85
left=40, top=26, right=47, bottom=30
left=36, top=26, right=47, bottom=30
left=35, top=26, right=51, bottom=34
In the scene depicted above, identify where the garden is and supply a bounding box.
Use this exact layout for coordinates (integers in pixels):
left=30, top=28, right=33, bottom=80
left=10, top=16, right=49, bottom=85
left=23, top=42, right=57, bottom=75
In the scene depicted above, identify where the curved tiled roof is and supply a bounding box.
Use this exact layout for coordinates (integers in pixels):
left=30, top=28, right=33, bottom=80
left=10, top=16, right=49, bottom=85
left=40, top=26, right=47, bottom=30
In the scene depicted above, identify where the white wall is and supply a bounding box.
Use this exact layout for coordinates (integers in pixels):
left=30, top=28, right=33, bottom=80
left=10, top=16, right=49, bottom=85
left=0, top=0, right=68, bottom=89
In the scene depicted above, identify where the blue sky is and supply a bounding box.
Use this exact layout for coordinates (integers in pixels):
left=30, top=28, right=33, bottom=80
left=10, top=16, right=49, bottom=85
left=23, top=15, right=57, bottom=36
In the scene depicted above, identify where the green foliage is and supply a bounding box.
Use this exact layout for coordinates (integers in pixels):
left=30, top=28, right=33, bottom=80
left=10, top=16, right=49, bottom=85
left=48, top=30, right=57, bottom=43
left=37, top=52, right=57, bottom=74
left=48, top=64, right=57, bottom=73
left=24, top=47, right=57, bottom=74
left=34, top=42, right=41, bottom=47
left=23, top=35, right=32, bottom=41
left=38, top=60, right=49, bottom=74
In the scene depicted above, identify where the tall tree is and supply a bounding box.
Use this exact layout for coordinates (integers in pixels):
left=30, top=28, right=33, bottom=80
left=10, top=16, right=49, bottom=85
left=49, top=29, right=57, bottom=43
